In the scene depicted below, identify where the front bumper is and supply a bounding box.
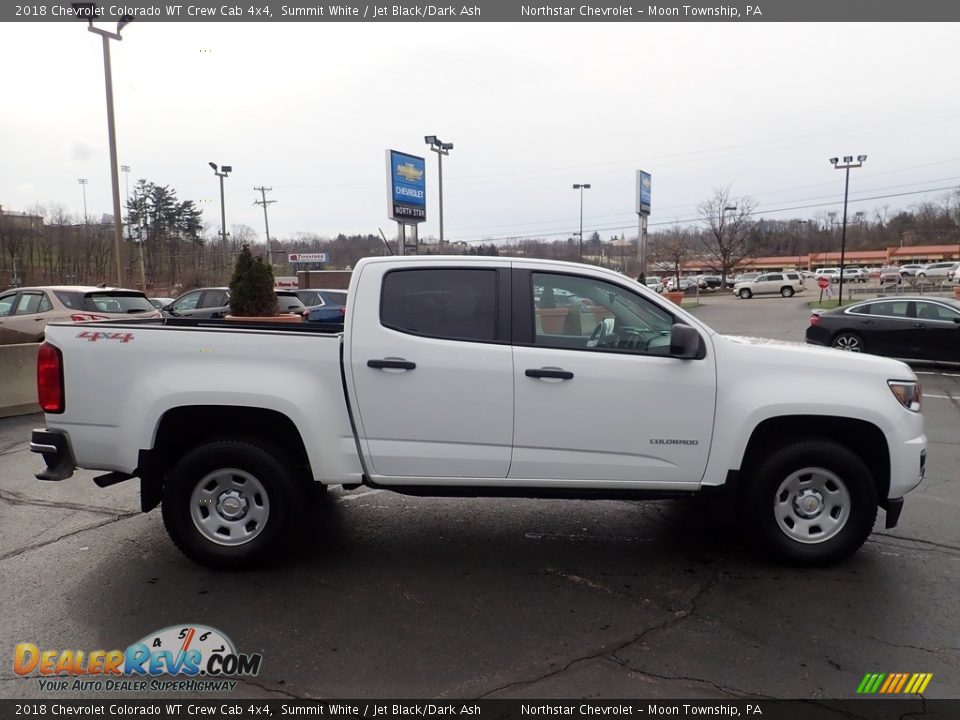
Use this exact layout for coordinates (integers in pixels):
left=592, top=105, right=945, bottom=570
left=30, top=429, right=76, bottom=481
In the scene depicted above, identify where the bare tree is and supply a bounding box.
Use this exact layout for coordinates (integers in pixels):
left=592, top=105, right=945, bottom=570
left=648, top=225, right=694, bottom=288
left=697, top=186, right=758, bottom=287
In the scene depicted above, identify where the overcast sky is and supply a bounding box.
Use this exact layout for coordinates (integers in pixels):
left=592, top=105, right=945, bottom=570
left=2, top=21, right=959, bottom=245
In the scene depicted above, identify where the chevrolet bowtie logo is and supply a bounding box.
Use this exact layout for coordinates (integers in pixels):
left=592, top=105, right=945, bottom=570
left=396, top=163, right=423, bottom=182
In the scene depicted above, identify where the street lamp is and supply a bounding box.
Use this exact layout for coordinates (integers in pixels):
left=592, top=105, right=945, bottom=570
left=829, top=154, right=867, bottom=304
left=210, top=162, right=233, bottom=272
left=71, top=3, right=132, bottom=288
left=425, top=136, right=453, bottom=250
left=573, top=183, right=591, bottom=262
left=78, top=178, right=88, bottom=223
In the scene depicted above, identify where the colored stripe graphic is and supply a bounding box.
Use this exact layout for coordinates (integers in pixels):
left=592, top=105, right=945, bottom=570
left=857, top=673, right=932, bottom=694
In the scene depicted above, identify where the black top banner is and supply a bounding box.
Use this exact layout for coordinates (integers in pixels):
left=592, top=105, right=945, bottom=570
left=6, top=0, right=960, bottom=22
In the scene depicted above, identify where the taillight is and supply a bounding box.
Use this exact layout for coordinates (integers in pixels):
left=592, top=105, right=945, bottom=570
left=809, top=314, right=821, bottom=327
left=70, top=313, right=109, bottom=322
left=37, top=343, right=65, bottom=414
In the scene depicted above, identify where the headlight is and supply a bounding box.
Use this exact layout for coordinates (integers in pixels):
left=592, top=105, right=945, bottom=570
left=888, top=380, right=922, bottom=412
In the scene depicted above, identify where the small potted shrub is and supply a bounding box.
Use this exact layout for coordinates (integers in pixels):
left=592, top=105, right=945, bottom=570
left=227, top=245, right=300, bottom=322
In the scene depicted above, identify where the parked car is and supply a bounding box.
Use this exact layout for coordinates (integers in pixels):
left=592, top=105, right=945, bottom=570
left=295, top=289, right=348, bottom=308
left=806, top=296, right=960, bottom=362
left=916, top=262, right=959, bottom=280
left=814, top=268, right=841, bottom=284
left=697, top=275, right=723, bottom=289
left=839, top=266, right=868, bottom=283
left=734, top=272, right=761, bottom=284
left=0, top=285, right=160, bottom=345
left=148, top=297, right=174, bottom=310
left=878, top=266, right=904, bottom=284
left=899, top=264, right=925, bottom=277
left=732, top=271, right=805, bottom=299
left=643, top=277, right=665, bottom=293
left=949, top=266, right=959, bottom=284
left=164, top=287, right=304, bottom=318
left=665, top=277, right=700, bottom=293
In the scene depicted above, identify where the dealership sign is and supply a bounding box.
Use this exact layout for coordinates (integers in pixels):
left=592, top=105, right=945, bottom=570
left=386, top=149, right=426, bottom=223
left=636, top=170, right=652, bottom=216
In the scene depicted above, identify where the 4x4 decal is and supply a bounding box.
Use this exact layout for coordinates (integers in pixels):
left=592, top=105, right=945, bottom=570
left=76, top=330, right=135, bottom=343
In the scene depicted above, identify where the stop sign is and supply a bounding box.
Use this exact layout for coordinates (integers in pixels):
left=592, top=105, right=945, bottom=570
left=817, top=276, right=830, bottom=289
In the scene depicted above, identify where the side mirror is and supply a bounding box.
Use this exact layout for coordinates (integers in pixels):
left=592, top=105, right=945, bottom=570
left=162, top=304, right=173, bottom=312
left=670, top=323, right=701, bottom=359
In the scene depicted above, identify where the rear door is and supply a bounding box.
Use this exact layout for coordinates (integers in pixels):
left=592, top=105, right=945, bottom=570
left=346, top=262, right=514, bottom=480
left=0, top=291, right=19, bottom=344
left=7, top=291, right=53, bottom=342
left=912, top=300, right=960, bottom=362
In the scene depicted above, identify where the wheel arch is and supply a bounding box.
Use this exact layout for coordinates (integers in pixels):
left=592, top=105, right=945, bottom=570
left=139, top=405, right=312, bottom=512
left=738, top=415, right=890, bottom=502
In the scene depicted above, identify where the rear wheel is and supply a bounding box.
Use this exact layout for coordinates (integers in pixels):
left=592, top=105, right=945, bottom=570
left=161, top=439, right=305, bottom=570
left=746, top=440, right=877, bottom=566
left=832, top=332, right=864, bottom=353
left=739, top=288, right=752, bottom=299
left=780, top=287, right=795, bottom=298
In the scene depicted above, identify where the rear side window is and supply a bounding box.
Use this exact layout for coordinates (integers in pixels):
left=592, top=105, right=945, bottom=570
left=84, top=292, right=154, bottom=313
left=198, top=290, right=228, bottom=309
left=319, top=291, right=347, bottom=306
left=380, top=269, right=497, bottom=342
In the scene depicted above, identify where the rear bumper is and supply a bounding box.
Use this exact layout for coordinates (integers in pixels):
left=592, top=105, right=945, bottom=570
left=30, top=428, right=76, bottom=481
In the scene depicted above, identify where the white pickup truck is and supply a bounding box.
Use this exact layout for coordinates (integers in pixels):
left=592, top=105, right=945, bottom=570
left=30, top=257, right=926, bottom=569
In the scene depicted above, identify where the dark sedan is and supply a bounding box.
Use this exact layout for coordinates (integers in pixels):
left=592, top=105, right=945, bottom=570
left=805, top=296, right=960, bottom=363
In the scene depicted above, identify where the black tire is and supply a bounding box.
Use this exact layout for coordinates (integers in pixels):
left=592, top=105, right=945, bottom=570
left=745, top=439, right=877, bottom=566
left=161, top=439, right=305, bottom=570
left=831, top=332, right=864, bottom=353
left=739, top=288, right=752, bottom=299
left=780, top=287, right=794, bottom=298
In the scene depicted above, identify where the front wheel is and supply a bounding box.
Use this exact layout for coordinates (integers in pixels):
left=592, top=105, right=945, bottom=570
left=780, top=287, right=795, bottom=298
left=746, top=440, right=877, bottom=566
left=739, top=288, right=752, bottom=299
left=161, top=439, right=305, bottom=569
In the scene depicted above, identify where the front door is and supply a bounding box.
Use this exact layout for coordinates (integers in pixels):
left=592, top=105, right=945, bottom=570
left=511, top=267, right=716, bottom=486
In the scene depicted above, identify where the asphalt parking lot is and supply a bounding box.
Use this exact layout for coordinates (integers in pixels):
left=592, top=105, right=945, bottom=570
left=1, top=294, right=958, bottom=701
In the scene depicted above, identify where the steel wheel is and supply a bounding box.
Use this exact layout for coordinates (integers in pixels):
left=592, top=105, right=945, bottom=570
left=773, top=467, right=850, bottom=544
left=190, top=468, right=270, bottom=547
left=832, top=333, right=863, bottom=352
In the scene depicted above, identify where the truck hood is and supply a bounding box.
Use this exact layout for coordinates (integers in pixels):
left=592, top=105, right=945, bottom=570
left=718, top=334, right=917, bottom=379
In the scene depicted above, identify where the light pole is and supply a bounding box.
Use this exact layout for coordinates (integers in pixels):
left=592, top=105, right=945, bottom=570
left=72, top=3, right=131, bottom=288
left=425, top=136, right=453, bottom=251
left=573, top=183, right=591, bottom=262
left=78, top=178, right=88, bottom=223
left=209, top=162, right=232, bottom=273
left=829, top=155, right=867, bottom=304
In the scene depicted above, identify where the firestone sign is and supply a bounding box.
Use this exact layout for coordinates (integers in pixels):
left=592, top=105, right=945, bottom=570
left=386, top=149, right=426, bottom=222
left=288, top=253, right=328, bottom=263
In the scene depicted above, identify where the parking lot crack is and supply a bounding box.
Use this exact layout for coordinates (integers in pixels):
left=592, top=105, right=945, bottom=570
left=0, top=488, right=132, bottom=517
left=0, top=512, right=140, bottom=563
left=871, top=533, right=960, bottom=558
left=231, top=676, right=306, bottom=699
left=848, top=629, right=959, bottom=657
left=605, top=661, right=760, bottom=698
left=478, top=570, right=720, bottom=699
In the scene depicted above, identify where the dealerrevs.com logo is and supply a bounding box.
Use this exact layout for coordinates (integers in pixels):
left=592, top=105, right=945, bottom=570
left=14, top=625, right=262, bottom=692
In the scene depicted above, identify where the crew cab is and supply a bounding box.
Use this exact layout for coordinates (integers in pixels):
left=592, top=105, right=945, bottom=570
left=30, top=257, right=926, bottom=569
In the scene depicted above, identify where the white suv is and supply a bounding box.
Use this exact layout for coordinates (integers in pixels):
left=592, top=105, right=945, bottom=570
left=733, top=271, right=805, bottom=299
left=916, top=262, right=959, bottom=279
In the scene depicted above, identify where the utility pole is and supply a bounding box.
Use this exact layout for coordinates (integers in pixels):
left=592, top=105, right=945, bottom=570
left=253, top=186, right=276, bottom=266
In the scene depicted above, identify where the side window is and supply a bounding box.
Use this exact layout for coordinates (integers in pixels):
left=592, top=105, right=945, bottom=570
left=915, top=302, right=960, bottom=321
left=870, top=301, right=909, bottom=318
left=380, top=268, right=497, bottom=342
left=199, top=290, right=228, bottom=309
left=38, top=293, right=53, bottom=312
left=172, top=291, right=201, bottom=312
left=0, top=293, right=16, bottom=317
left=54, top=291, right=81, bottom=310
left=532, top=272, right=675, bottom=355
left=786, top=273, right=800, bottom=281
left=14, top=292, right=45, bottom=315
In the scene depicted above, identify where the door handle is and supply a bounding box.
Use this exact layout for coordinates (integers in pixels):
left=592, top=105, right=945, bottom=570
left=525, top=368, right=574, bottom=380
left=368, top=358, right=416, bottom=370
left=911, top=323, right=926, bottom=329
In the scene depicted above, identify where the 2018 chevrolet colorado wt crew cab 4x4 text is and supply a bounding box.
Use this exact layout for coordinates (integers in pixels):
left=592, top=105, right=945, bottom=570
left=30, top=257, right=926, bottom=569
